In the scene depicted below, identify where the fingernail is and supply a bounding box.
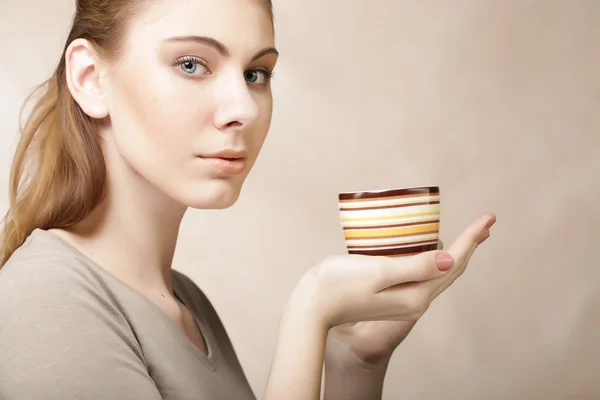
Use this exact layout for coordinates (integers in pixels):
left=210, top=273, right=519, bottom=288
left=485, top=214, right=497, bottom=230
left=436, top=252, right=454, bottom=271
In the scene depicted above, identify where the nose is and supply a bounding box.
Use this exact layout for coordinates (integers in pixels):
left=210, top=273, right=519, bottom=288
left=213, top=72, right=260, bottom=131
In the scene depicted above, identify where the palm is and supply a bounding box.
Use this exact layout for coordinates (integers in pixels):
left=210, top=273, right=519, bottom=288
left=328, top=320, right=418, bottom=365
left=326, top=240, right=446, bottom=365
left=325, top=218, right=494, bottom=367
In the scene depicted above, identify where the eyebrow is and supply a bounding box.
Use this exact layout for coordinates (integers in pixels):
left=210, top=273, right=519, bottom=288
left=164, top=35, right=279, bottom=61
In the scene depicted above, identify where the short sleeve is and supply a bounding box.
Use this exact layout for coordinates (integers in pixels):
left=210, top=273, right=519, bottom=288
left=0, top=256, right=164, bottom=400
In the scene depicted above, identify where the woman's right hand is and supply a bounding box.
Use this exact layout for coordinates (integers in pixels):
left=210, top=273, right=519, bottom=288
left=263, top=213, right=494, bottom=400
left=292, top=251, right=453, bottom=329
left=293, top=213, right=494, bottom=331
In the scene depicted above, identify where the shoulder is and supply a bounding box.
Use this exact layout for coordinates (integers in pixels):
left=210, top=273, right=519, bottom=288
left=0, top=229, right=141, bottom=353
left=0, top=234, right=122, bottom=314
left=0, top=232, right=158, bottom=399
left=0, top=236, right=135, bottom=341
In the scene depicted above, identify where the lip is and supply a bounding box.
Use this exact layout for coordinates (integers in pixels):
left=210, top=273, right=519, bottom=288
left=200, top=149, right=248, bottom=159
left=197, top=149, right=248, bottom=176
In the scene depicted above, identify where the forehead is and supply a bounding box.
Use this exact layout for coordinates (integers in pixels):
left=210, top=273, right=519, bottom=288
left=126, top=0, right=274, bottom=52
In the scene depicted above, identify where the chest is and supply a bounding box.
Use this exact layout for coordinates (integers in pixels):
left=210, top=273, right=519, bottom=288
left=130, top=313, right=255, bottom=400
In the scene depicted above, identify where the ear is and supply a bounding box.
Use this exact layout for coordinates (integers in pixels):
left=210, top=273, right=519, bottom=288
left=64, top=38, right=109, bottom=119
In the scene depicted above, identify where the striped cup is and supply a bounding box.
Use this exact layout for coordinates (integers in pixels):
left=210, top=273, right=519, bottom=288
left=338, top=186, right=440, bottom=257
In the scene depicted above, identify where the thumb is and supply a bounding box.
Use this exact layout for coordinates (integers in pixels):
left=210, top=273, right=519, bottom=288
left=382, top=250, right=455, bottom=287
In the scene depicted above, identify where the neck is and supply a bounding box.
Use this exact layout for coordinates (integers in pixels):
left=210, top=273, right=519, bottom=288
left=57, top=141, right=187, bottom=297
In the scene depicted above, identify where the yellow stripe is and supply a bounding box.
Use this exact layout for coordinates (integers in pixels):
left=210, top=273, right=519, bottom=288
left=344, top=223, right=439, bottom=239
left=340, top=211, right=439, bottom=223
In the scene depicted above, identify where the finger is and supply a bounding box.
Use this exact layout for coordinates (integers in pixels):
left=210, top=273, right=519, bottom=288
left=379, top=249, right=455, bottom=289
left=478, top=229, right=490, bottom=245
left=447, top=213, right=495, bottom=268
left=428, top=214, right=496, bottom=298
left=378, top=214, right=496, bottom=292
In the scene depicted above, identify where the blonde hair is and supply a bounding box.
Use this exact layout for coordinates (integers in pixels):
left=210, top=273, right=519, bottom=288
left=0, top=0, right=274, bottom=267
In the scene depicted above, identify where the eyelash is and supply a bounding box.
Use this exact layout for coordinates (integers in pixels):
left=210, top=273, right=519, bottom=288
left=174, top=56, right=209, bottom=71
left=256, top=69, right=275, bottom=80
left=173, top=56, right=274, bottom=85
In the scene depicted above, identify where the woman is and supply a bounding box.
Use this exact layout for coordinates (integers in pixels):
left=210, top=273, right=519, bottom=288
left=0, top=0, right=496, bottom=399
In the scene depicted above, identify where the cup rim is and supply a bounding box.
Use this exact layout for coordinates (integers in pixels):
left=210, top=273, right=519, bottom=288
left=338, top=185, right=440, bottom=200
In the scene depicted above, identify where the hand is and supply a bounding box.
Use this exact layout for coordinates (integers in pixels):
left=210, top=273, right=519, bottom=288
left=264, top=213, right=495, bottom=400
left=305, top=213, right=496, bottom=367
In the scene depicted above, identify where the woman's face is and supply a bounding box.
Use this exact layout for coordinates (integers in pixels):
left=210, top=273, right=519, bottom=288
left=100, top=0, right=277, bottom=209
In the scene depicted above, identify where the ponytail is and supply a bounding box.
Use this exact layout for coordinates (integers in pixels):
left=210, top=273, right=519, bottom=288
left=0, top=60, right=107, bottom=267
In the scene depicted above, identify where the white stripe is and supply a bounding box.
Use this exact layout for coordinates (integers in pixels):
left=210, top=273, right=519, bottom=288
left=341, top=215, right=440, bottom=228
left=344, top=233, right=439, bottom=246
left=339, top=204, right=440, bottom=221
left=339, top=195, right=440, bottom=209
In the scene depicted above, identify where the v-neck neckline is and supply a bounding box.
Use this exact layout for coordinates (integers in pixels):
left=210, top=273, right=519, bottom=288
left=32, top=228, right=217, bottom=371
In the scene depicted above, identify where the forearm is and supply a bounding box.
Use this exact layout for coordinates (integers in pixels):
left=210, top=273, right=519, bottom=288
left=263, top=282, right=328, bottom=400
left=323, top=358, right=389, bottom=400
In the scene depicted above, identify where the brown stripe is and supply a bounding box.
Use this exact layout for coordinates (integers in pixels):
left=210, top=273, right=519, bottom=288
left=340, top=200, right=440, bottom=212
left=339, top=186, right=439, bottom=201
left=348, top=243, right=438, bottom=256
left=343, top=219, right=440, bottom=231
left=340, top=192, right=439, bottom=204
left=347, top=238, right=438, bottom=250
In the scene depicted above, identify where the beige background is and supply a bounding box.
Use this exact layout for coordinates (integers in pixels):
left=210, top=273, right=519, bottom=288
left=1, top=0, right=598, bottom=398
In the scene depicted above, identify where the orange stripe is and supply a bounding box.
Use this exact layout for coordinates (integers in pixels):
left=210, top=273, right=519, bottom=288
left=344, top=224, right=439, bottom=239
left=344, top=231, right=439, bottom=242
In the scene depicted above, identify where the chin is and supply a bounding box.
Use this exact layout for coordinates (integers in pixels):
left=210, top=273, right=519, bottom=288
left=176, top=179, right=243, bottom=210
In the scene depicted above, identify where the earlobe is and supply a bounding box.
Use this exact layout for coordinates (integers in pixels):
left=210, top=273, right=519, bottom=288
left=65, top=38, right=109, bottom=119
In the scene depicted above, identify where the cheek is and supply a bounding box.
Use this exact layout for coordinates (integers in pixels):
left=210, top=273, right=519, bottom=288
left=249, top=93, right=273, bottom=155
left=105, top=67, right=208, bottom=171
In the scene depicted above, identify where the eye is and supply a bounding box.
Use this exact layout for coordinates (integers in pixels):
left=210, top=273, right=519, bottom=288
left=244, top=69, right=274, bottom=86
left=174, top=56, right=210, bottom=77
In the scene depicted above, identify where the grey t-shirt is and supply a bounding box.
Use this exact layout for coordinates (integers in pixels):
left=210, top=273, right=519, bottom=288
left=0, top=229, right=257, bottom=400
